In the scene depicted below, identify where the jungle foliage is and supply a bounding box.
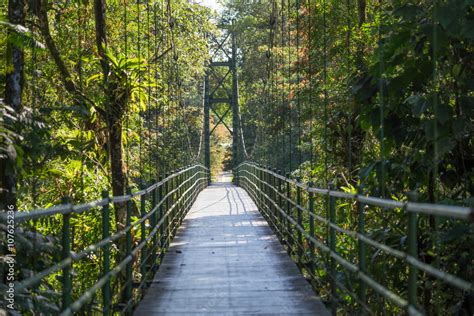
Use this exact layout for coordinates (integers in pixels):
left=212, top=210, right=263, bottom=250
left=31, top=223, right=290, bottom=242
left=1, top=0, right=473, bottom=314
left=1, top=0, right=214, bottom=312
left=223, top=0, right=473, bottom=314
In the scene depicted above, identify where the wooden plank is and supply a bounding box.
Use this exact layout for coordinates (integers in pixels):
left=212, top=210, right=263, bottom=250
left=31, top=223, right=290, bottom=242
left=134, top=179, right=329, bottom=315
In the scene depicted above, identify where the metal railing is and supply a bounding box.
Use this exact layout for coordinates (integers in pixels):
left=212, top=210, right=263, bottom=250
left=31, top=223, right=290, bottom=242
left=234, top=161, right=473, bottom=315
left=3, top=164, right=209, bottom=315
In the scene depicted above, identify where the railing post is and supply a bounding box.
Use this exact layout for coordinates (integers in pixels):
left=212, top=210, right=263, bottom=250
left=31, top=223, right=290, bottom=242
left=125, top=187, right=133, bottom=314
left=207, top=163, right=211, bottom=185
left=408, top=209, right=418, bottom=310
left=250, top=165, right=255, bottom=200
left=140, top=185, right=147, bottom=288
left=101, top=191, right=111, bottom=316
left=257, top=166, right=263, bottom=215
left=151, top=180, right=158, bottom=272
left=186, top=168, right=190, bottom=215
left=170, top=172, right=175, bottom=233
left=357, top=186, right=367, bottom=313
left=176, top=169, right=181, bottom=225
left=233, top=167, right=237, bottom=185
left=61, top=197, right=72, bottom=311
left=256, top=166, right=261, bottom=210
left=262, top=166, right=267, bottom=215
left=260, top=166, right=265, bottom=213
left=180, top=168, right=185, bottom=221
left=286, top=173, right=292, bottom=256
left=171, top=171, right=176, bottom=237
left=328, top=184, right=337, bottom=316
left=184, top=168, right=189, bottom=213
left=277, top=170, right=283, bottom=241
left=266, top=167, right=272, bottom=223
left=271, top=168, right=277, bottom=230
left=176, top=169, right=181, bottom=231
left=164, top=173, right=170, bottom=249
left=158, top=175, right=164, bottom=261
left=296, top=179, right=303, bottom=263
left=308, top=183, right=315, bottom=275
left=173, top=168, right=183, bottom=228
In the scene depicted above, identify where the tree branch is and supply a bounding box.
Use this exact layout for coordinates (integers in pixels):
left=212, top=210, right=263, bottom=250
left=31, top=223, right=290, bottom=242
left=35, top=0, right=106, bottom=118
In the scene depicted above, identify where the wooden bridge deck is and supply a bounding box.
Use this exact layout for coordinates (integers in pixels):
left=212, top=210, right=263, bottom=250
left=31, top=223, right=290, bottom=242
left=134, top=174, right=329, bottom=315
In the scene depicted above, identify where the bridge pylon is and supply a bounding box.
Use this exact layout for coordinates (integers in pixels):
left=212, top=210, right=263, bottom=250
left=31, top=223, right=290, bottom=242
left=204, top=27, right=243, bottom=174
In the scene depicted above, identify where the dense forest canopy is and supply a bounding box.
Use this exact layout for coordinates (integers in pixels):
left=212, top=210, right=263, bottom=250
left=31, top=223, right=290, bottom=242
left=228, top=0, right=473, bottom=202
left=1, top=0, right=215, bottom=312
left=1, top=0, right=214, bottom=213
left=225, top=0, right=473, bottom=312
left=1, top=0, right=473, bottom=314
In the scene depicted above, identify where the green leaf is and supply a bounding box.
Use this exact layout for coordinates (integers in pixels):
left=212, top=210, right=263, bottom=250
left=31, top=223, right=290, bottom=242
left=435, top=102, right=451, bottom=125
left=86, top=73, right=103, bottom=86
left=0, top=21, right=45, bottom=49
left=405, top=95, right=427, bottom=117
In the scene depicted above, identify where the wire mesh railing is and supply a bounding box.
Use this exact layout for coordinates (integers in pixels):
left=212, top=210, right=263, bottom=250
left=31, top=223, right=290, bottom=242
left=2, top=164, right=209, bottom=315
left=234, top=161, right=473, bottom=315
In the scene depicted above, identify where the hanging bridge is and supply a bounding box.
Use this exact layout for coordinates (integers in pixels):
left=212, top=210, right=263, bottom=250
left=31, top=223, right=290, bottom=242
left=2, top=0, right=474, bottom=315
left=6, top=161, right=473, bottom=315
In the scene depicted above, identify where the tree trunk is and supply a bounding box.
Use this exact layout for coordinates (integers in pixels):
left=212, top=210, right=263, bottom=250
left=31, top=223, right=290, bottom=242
left=357, top=0, right=366, bottom=28
left=1, top=0, right=26, bottom=211
left=35, top=0, right=127, bottom=227
left=93, top=0, right=127, bottom=227
left=108, top=117, right=126, bottom=226
left=94, top=0, right=109, bottom=79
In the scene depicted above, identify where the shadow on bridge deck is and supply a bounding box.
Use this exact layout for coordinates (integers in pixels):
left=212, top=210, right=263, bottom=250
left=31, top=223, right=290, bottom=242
left=134, top=175, right=329, bottom=315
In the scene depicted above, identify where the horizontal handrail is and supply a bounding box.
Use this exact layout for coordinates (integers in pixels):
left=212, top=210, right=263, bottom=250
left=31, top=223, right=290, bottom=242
left=6, top=163, right=209, bottom=315
left=238, top=168, right=472, bottom=292
left=234, top=161, right=474, bottom=315
left=240, top=162, right=473, bottom=220
left=14, top=170, right=207, bottom=292
left=60, top=175, right=208, bottom=315
left=3, top=164, right=208, bottom=222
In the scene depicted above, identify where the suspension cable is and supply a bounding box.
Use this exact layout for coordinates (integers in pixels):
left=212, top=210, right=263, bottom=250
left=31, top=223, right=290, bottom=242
left=432, top=0, right=439, bottom=201
left=378, top=1, right=385, bottom=198
left=296, top=0, right=302, bottom=178
left=147, top=0, right=152, bottom=182
left=323, top=0, right=328, bottom=187
left=124, top=0, right=130, bottom=185
left=153, top=2, right=159, bottom=178
left=137, top=0, right=143, bottom=185
left=309, top=0, right=315, bottom=175
left=287, top=0, right=293, bottom=173
left=280, top=0, right=286, bottom=171
left=78, top=4, right=85, bottom=201
left=270, top=0, right=276, bottom=166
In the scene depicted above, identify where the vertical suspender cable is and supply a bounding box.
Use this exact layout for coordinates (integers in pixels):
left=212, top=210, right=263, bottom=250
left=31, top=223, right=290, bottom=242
left=30, top=10, right=38, bottom=275
left=137, top=0, right=143, bottom=185
left=147, top=1, right=152, bottom=182
left=432, top=1, right=439, bottom=198
left=295, top=0, right=302, bottom=178
left=323, top=0, right=328, bottom=187
left=378, top=1, right=385, bottom=198
left=280, top=0, right=285, bottom=170
left=160, top=0, right=165, bottom=172
left=287, top=0, right=293, bottom=172
left=377, top=3, right=389, bottom=312
left=166, top=0, right=172, bottom=170
left=154, top=2, right=159, bottom=177
left=309, top=0, right=314, bottom=175
left=431, top=0, right=441, bottom=309
left=345, top=0, right=352, bottom=174
left=78, top=5, right=85, bottom=201
left=124, top=0, right=130, bottom=185
left=269, top=0, right=276, bottom=166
